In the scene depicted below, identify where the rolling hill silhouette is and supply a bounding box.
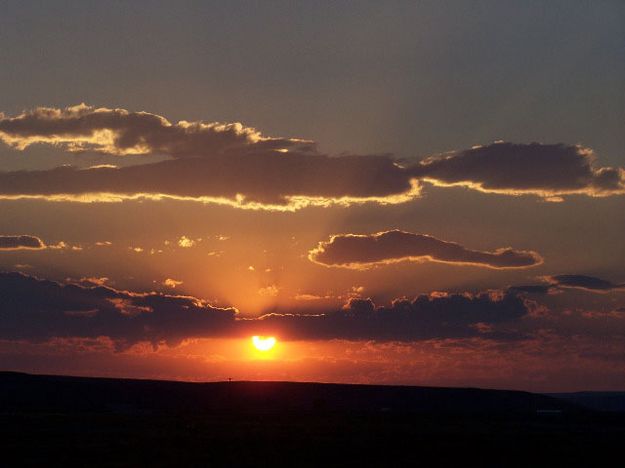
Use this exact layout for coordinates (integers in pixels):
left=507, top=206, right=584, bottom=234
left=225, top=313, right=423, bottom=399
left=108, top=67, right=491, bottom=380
left=0, top=371, right=581, bottom=415
left=1, top=372, right=624, bottom=467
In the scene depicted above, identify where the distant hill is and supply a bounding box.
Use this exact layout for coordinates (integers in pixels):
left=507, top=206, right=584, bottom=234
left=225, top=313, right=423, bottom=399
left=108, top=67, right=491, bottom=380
left=548, top=392, right=625, bottom=412
left=2, top=372, right=624, bottom=467
left=1, top=371, right=580, bottom=415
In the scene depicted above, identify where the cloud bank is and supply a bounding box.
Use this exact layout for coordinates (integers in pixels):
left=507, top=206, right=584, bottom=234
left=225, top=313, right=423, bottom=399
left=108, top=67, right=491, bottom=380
left=3, top=272, right=623, bottom=350
left=0, top=272, right=530, bottom=347
left=309, top=230, right=542, bottom=269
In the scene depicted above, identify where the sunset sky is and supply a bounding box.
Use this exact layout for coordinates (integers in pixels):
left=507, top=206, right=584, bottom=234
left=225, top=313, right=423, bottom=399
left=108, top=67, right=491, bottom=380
left=1, top=1, right=624, bottom=392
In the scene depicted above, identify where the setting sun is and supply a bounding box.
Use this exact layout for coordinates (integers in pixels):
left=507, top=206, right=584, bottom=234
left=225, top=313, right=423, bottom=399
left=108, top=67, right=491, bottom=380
left=251, top=336, right=277, bottom=352
left=3, top=1, right=625, bottom=464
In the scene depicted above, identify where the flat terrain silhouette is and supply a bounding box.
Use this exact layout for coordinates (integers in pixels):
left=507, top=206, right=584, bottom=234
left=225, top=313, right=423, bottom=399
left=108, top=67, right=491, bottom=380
left=1, top=372, right=624, bottom=467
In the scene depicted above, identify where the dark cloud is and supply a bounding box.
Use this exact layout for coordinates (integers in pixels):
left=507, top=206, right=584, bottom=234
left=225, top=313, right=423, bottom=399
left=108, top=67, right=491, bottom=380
left=252, top=292, right=529, bottom=341
left=2, top=105, right=422, bottom=209
left=507, top=284, right=552, bottom=295
left=510, top=274, right=625, bottom=295
left=0, top=235, right=45, bottom=250
left=309, top=230, right=542, bottom=269
left=545, top=275, right=625, bottom=292
left=0, top=272, right=236, bottom=350
left=1, top=106, right=623, bottom=209
left=6, top=272, right=622, bottom=348
left=2, top=105, right=417, bottom=210
left=0, top=152, right=419, bottom=209
left=411, top=142, right=625, bottom=198
left=0, top=272, right=530, bottom=347
left=0, top=104, right=313, bottom=157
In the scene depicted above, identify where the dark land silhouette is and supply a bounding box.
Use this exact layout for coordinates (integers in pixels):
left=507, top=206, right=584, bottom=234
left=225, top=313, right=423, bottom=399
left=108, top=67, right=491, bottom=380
left=1, top=371, right=624, bottom=467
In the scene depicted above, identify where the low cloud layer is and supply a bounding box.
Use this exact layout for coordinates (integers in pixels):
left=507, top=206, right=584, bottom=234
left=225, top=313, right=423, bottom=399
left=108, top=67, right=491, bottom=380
left=0, top=235, right=44, bottom=250
left=0, top=105, right=623, bottom=209
left=253, top=293, right=529, bottom=342
left=3, top=272, right=623, bottom=350
left=0, top=272, right=530, bottom=347
left=412, top=142, right=625, bottom=199
left=309, top=230, right=542, bottom=269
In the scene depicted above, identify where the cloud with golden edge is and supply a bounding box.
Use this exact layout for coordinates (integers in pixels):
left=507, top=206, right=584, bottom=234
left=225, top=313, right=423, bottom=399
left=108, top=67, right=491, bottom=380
left=0, top=103, right=312, bottom=156
left=511, top=274, right=625, bottom=295
left=309, top=230, right=543, bottom=270
left=411, top=142, right=625, bottom=198
left=1, top=106, right=622, bottom=209
left=0, top=151, right=422, bottom=211
left=0, top=235, right=45, bottom=250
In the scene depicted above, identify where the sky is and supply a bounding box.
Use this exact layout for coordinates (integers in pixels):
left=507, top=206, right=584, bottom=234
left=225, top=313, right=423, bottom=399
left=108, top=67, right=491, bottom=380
left=0, top=1, right=624, bottom=392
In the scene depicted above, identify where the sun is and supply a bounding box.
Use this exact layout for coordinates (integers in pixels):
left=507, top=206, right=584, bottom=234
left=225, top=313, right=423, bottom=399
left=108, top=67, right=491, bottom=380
left=252, top=335, right=276, bottom=352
